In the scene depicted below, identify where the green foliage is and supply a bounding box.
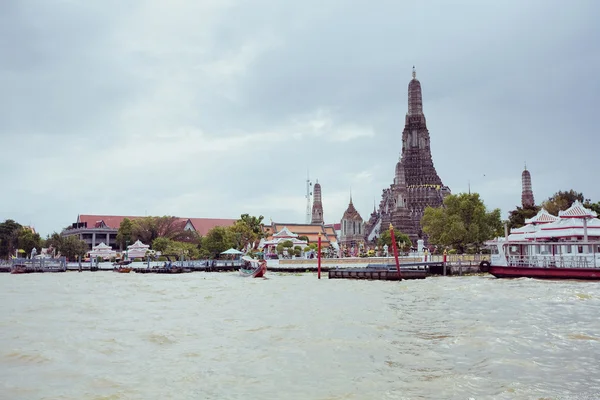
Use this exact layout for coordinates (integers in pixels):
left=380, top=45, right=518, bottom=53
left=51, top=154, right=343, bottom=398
left=422, top=192, right=503, bottom=253
left=282, top=240, right=294, bottom=248
left=507, top=205, right=541, bottom=230
left=0, top=219, right=22, bottom=258
left=116, top=218, right=134, bottom=249
left=276, top=243, right=284, bottom=254
left=16, top=227, right=42, bottom=257
left=377, top=229, right=412, bottom=252
left=60, top=235, right=89, bottom=260
left=129, top=216, right=193, bottom=244
left=238, top=214, right=265, bottom=238
left=585, top=201, right=600, bottom=215
left=151, top=237, right=173, bottom=254
left=201, top=226, right=235, bottom=259
left=542, top=190, right=584, bottom=216
left=43, top=232, right=88, bottom=260
left=229, top=221, right=257, bottom=250
left=305, top=243, right=318, bottom=251
left=297, top=235, right=309, bottom=242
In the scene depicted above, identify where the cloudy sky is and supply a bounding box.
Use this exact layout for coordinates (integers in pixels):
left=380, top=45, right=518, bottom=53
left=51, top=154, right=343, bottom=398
left=1, top=0, right=599, bottom=237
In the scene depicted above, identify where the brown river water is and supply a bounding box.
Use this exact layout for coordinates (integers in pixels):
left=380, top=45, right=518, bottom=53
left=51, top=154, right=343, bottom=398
left=1, top=272, right=599, bottom=400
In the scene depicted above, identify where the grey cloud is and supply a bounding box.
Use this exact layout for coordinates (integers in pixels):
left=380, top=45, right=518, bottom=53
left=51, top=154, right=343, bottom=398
left=1, top=0, right=599, bottom=236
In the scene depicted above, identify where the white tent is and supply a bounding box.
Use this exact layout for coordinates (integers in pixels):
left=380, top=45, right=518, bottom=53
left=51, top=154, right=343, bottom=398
left=221, top=248, right=244, bottom=255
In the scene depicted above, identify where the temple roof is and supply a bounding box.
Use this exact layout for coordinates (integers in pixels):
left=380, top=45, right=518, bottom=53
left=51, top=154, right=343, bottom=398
left=558, top=200, right=597, bottom=219
left=342, top=199, right=363, bottom=221
left=272, top=226, right=298, bottom=238
left=525, top=208, right=559, bottom=225
left=264, top=223, right=338, bottom=244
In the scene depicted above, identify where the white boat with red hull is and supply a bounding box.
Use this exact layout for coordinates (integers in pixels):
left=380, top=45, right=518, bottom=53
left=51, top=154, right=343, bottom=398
left=486, top=201, right=600, bottom=280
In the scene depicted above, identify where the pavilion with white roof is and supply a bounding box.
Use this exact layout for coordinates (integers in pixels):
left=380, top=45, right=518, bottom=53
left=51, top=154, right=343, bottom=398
left=88, top=242, right=117, bottom=260
left=126, top=240, right=151, bottom=259
left=259, top=226, right=308, bottom=258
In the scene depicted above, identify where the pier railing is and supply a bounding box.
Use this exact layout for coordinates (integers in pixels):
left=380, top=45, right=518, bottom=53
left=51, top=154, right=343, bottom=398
left=11, top=257, right=67, bottom=271
left=508, top=255, right=599, bottom=269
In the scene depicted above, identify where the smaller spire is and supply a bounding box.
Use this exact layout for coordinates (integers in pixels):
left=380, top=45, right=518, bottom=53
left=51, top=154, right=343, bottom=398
left=524, top=161, right=527, bottom=171
left=349, top=188, right=353, bottom=204
left=412, top=66, right=416, bottom=79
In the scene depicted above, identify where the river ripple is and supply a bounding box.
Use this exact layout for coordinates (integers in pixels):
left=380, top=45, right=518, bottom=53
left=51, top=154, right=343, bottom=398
left=1, top=273, right=599, bottom=400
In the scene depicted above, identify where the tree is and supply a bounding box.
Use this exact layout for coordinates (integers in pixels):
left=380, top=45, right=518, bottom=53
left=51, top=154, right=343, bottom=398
left=377, top=229, right=412, bottom=252
left=239, top=214, right=265, bottom=238
left=542, top=190, right=584, bottom=216
left=229, top=221, right=257, bottom=251
left=0, top=219, right=22, bottom=258
left=422, top=193, right=503, bottom=253
left=116, top=218, right=134, bottom=249
left=43, top=232, right=88, bottom=260
left=151, top=237, right=174, bottom=254
left=233, top=214, right=265, bottom=250
left=17, top=228, right=42, bottom=257
left=151, top=237, right=200, bottom=260
left=59, top=236, right=89, bottom=260
left=201, top=226, right=236, bottom=258
left=507, top=205, right=541, bottom=230
left=130, top=216, right=190, bottom=243
left=584, top=200, right=600, bottom=216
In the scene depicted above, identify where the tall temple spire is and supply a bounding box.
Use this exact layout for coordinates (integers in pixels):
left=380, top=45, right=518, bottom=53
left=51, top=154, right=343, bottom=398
left=408, top=66, right=423, bottom=116
left=521, top=165, right=535, bottom=208
left=311, top=180, right=324, bottom=224
left=365, top=66, right=450, bottom=245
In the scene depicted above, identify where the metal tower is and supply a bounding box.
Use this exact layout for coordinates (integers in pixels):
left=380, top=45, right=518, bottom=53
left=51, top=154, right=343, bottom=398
left=305, top=170, right=312, bottom=223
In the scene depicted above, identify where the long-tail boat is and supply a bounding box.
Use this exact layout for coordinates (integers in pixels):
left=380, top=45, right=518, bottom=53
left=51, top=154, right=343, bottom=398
left=239, top=256, right=267, bottom=278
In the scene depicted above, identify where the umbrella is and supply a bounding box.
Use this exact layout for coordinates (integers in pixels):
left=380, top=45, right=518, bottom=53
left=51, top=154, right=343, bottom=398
left=221, top=248, right=244, bottom=255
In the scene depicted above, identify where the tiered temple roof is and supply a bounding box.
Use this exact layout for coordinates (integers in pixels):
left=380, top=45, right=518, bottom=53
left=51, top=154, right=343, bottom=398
left=263, top=223, right=338, bottom=245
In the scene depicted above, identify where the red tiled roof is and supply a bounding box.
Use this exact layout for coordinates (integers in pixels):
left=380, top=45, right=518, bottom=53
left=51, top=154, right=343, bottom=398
left=78, top=215, right=140, bottom=229
left=77, top=214, right=236, bottom=235
left=187, top=218, right=237, bottom=236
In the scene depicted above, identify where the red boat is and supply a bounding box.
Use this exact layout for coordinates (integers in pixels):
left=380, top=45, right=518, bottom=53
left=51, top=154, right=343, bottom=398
left=10, top=264, right=28, bottom=274
left=487, top=264, right=600, bottom=280
left=485, top=202, right=600, bottom=280
left=239, top=256, right=267, bottom=278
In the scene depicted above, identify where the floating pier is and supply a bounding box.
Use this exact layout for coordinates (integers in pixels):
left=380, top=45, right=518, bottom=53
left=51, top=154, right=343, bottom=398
left=7, top=258, right=67, bottom=274
left=133, top=267, right=193, bottom=274
left=329, top=263, right=428, bottom=281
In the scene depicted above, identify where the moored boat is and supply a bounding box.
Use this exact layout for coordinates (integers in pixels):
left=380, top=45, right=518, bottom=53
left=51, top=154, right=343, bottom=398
left=10, top=264, right=28, bottom=274
left=239, top=256, right=267, bottom=278
left=114, top=266, right=133, bottom=273
left=486, top=201, right=600, bottom=280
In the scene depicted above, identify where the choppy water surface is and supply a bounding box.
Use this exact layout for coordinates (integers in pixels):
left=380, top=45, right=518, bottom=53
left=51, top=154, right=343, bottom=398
left=1, top=272, right=599, bottom=400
